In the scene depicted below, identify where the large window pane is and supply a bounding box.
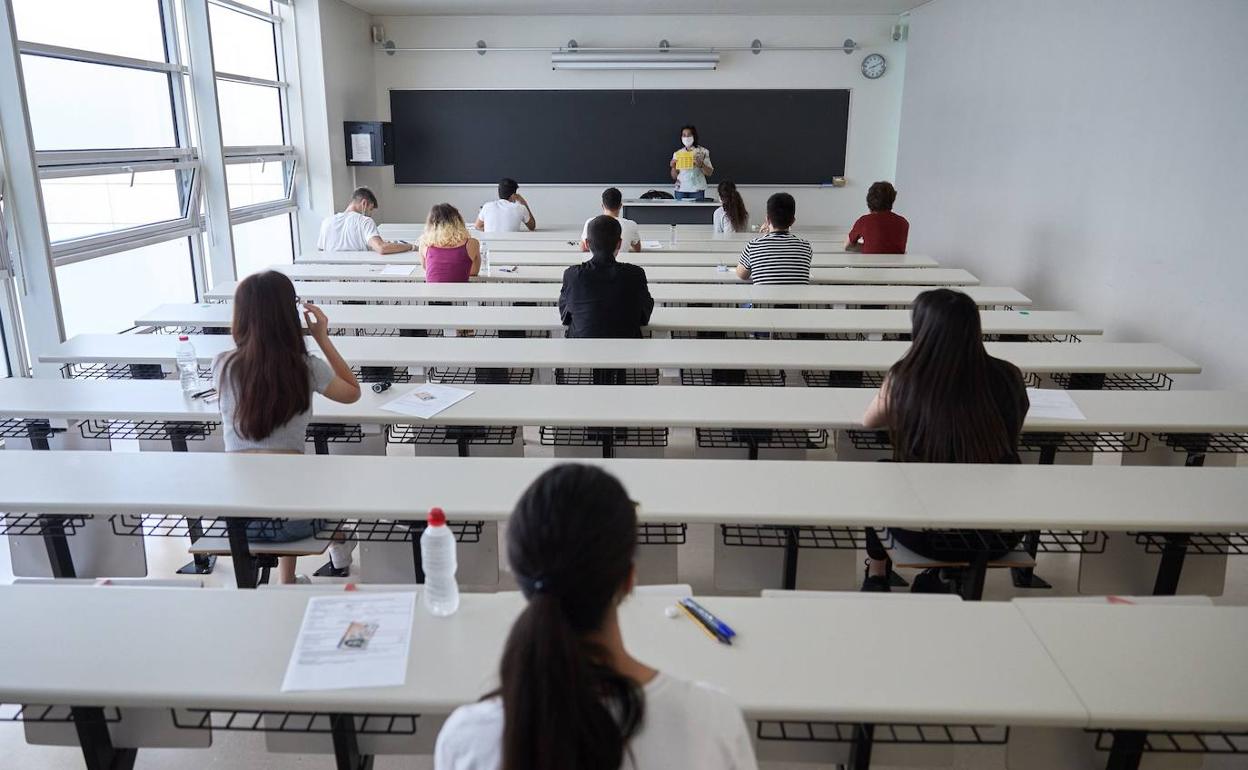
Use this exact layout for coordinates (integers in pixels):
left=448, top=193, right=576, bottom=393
left=209, top=5, right=278, bottom=80
left=217, top=80, right=284, bottom=146
left=56, top=241, right=195, bottom=336
left=226, top=160, right=288, bottom=208
left=13, top=0, right=167, bottom=62
left=23, top=56, right=176, bottom=150
left=232, top=215, right=293, bottom=279
left=42, top=170, right=186, bottom=242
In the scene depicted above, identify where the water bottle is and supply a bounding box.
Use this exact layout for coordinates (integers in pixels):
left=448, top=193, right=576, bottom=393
left=482, top=240, right=491, bottom=277
left=669, top=223, right=677, bottom=246
left=420, top=507, right=460, bottom=617
left=175, top=335, right=198, bottom=397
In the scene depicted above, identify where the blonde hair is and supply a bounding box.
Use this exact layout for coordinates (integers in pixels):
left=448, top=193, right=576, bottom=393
left=419, top=203, right=470, bottom=248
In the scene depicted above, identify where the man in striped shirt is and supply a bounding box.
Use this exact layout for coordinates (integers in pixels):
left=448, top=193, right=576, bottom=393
left=735, top=193, right=812, bottom=285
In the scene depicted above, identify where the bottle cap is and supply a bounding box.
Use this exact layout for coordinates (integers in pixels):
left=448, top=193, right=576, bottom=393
left=427, top=507, right=446, bottom=526
left=178, top=335, right=189, bottom=341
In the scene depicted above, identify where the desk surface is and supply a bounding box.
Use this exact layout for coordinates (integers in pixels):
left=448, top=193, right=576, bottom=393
left=275, top=263, right=978, bottom=287
left=203, top=280, right=1032, bottom=308
left=296, top=249, right=932, bottom=267
left=40, top=335, right=1201, bottom=375
left=0, top=586, right=1085, bottom=726
left=1, top=452, right=1246, bottom=534
left=378, top=223, right=850, bottom=243
left=480, top=239, right=855, bottom=254
left=1016, top=603, right=1248, bottom=731
left=6, top=380, right=1244, bottom=434
left=136, top=304, right=1099, bottom=337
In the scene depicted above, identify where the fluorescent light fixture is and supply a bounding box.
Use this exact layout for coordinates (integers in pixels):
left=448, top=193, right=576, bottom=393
left=551, top=50, right=719, bottom=71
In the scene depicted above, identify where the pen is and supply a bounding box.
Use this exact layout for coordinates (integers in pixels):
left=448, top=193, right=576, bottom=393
left=190, top=387, right=216, bottom=400
left=681, top=598, right=736, bottom=640
left=675, top=603, right=730, bottom=645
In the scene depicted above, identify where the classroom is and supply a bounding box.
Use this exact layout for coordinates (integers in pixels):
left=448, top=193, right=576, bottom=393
left=0, top=0, right=1245, bottom=768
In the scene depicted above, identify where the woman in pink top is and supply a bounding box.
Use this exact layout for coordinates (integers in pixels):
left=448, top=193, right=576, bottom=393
left=418, top=203, right=481, bottom=282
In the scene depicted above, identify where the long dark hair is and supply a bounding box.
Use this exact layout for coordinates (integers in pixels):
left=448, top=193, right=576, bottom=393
left=223, top=271, right=311, bottom=441
left=497, top=464, right=643, bottom=770
left=717, top=181, right=748, bottom=231
left=885, top=289, right=1019, bottom=463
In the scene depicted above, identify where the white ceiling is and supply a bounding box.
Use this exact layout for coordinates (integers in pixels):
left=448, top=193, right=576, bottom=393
left=345, top=0, right=927, bottom=16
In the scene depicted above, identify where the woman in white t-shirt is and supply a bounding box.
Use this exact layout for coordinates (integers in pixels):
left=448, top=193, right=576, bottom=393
left=434, top=464, right=757, bottom=770
left=713, top=181, right=750, bottom=234
left=669, top=124, right=713, bottom=200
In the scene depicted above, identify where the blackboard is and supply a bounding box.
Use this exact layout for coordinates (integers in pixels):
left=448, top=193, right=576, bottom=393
left=390, top=89, right=849, bottom=185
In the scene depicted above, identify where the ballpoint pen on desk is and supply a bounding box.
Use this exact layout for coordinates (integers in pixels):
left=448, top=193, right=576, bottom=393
left=675, top=602, right=731, bottom=646
left=681, top=598, right=737, bottom=640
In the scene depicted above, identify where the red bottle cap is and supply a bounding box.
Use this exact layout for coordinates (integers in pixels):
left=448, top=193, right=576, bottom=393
left=178, top=335, right=189, bottom=341
left=428, top=507, right=446, bottom=526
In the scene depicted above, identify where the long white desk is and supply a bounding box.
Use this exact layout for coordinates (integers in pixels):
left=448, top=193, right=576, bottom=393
left=202, top=280, right=1032, bottom=308
left=39, top=335, right=1201, bottom=377
left=378, top=223, right=850, bottom=243
left=295, top=249, right=932, bottom=268
left=136, top=303, right=1098, bottom=338
left=483, top=239, right=854, bottom=254
left=6, top=379, right=1244, bottom=435
left=276, top=263, right=977, bottom=286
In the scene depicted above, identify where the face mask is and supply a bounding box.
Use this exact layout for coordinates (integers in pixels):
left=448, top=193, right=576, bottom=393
left=681, top=136, right=694, bottom=148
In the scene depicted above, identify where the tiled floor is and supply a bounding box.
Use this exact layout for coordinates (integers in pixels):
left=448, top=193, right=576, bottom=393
left=3, top=432, right=1245, bottom=769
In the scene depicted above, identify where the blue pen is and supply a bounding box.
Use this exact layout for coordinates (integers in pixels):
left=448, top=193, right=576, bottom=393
left=681, top=598, right=736, bottom=640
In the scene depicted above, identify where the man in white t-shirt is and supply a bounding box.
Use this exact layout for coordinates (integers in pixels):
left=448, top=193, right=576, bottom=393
left=474, top=177, right=536, bottom=233
left=316, top=188, right=415, bottom=254
left=580, top=187, right=642, bottom=253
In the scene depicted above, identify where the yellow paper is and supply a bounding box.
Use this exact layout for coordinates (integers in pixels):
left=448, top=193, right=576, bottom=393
left=675, top=150, right=695, bottom=170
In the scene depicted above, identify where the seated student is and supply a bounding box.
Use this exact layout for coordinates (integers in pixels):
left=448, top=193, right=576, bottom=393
left=317, top=187, right=414, bottom=254
left=580, top=187, right=641, bottom=253
left=846, top=181, right=909, bottom=254
left=560, top=215, right=654, bottom=339
left=735, top=193, right=812, bottom=285
left=859, top=289, right=1030, bottom=592
left=214, top=271, right=362, bottom=584
left=713, top=181, right=749, bottom=234
left=435, top=464, right=758, bottom=770
left=475, top=177, right=536, bottom=232
left=418, top=203, right=481, bottom=282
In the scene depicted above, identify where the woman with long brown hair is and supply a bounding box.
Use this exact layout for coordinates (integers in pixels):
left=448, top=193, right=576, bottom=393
left=213, top=270, right=361, bottom=584
left=435, top=464, right=757, bottom=770
left=713, top=181, right=749, bottom=234
left=859, top=288, right=1030, bottom=592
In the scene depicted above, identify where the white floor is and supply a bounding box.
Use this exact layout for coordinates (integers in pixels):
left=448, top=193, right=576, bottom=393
left=3, top=429, right=1246, bottom=769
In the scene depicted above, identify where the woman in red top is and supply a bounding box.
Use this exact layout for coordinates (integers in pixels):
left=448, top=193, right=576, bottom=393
left=846, top=181, right=909, bottom=254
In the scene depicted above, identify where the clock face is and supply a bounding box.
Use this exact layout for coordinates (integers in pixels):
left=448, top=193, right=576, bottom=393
left=862, top=53, right=887, bottom=80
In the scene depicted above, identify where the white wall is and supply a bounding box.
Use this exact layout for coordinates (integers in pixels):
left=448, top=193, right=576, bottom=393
left=896, top=0, right=1248, bottom=387
left=351, top=14, right=906, bottom=227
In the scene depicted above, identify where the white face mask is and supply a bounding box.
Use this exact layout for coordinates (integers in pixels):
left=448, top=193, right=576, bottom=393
left=681, top=136, right=694, bottom=148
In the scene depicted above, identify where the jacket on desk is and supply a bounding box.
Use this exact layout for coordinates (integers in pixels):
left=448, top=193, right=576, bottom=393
left=559, top=253, right=655, bottom=339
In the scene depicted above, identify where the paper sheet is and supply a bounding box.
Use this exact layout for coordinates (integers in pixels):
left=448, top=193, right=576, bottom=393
left=641, top=240, right=664, bottom=250
left=350, top=133, right=373, bottom=163
left=381, top=384, right=475, bottom=419
left=1026, top=388, right=1087, bottom=421
left=674, top=150, right=695, bottom=170
left=379, top=264, right=416, bottom=276
left=281, top=593, right=415, bottom=692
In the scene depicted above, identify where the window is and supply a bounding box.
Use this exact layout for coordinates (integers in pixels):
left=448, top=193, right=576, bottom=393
left=217, top=80, right=285, bottom=147
left=55, top=240, right=196, bottom=337
left=42, top=169, right=188, bottom=242
left=209, top=3, right=278, bottom=81
left=226, top=158, right=290, bottom=208
left=11, top=0, right=168, bottom=61
left=232, top=214, right=293, bottom=279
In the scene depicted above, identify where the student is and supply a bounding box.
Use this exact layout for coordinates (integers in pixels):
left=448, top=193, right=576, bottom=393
left=580, top=187, right=641, bottom=253
left=846, top=181, right=909, bottom=254
left=859, top=289, right=1030, bottom=592
left=434, top=464, right=758, bottom=770
left=317, top=187, right=414, bottom=254
left=735, top=193, right=812, bottom=285
left=713, top=181, right=749, bottom=234
left=418, top=203, right=481, bottom=282
left=559, top=216, right=654, bottom=340
left=213, top=271, right=362, bottom=584
left=669, top=125, right=713, bottom=200
left=475, top=177, right=536, bottom=232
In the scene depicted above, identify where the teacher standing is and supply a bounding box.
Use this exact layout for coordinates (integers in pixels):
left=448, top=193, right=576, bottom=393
left=669, top=124, right=714, bottom=200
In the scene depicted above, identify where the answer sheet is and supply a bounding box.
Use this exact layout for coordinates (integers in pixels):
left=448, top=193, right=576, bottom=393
left=281, top=593, right=415, bottom=691
left=1025, top=388, right=1087, bottom=421
left=381, top=383, right=475, bottom=419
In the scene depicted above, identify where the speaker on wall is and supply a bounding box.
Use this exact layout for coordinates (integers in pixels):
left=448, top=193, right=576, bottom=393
left=344, top=121, right=393, bottom=167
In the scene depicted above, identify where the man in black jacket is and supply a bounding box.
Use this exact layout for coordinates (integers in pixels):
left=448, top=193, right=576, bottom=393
left=559, top=215, right=654, bottom=339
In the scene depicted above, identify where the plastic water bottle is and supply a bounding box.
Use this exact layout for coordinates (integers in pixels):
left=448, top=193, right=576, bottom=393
left=175, top=335, right=198, bottom=397
left=420, top=507, right=460, bottom=617
left=482, top=240, right=491, bottom=277
left=669, top=223, right=677, bottom=246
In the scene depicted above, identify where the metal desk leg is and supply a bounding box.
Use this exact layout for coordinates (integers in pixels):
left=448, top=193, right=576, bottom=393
left=41, top=515, right=77, bottom=579
left=1152, top=533, right=1190, bottom=596
left=72, top=706, right=137, bottom=770
left=849, top=723, right=875, bottom=770
left=1104, top=729, right=1146, bottom=770
left=167, top=423, right=217, bottom=576
left=330, top=713, right=374, bottom=770
left=1013, top=442, right=1057, bottom=590
left=410, top=528, right=426, bottom=584
left=781, top=528, right=799, bottom=590
left=961, top=551, right=990, bottom=601
left=226, top=518, right=259, bottom=589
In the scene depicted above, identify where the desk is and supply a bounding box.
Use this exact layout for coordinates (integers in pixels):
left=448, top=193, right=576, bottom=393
left=482, top=238, right=853, bottom=254
left=136, top=304, right=1098, bottom=338
left=39, top=336, right=1201, bottom=378
left=202, top=280, right=1032, bottom=308
left=294, top=250, right=934, bottom=268
left=621, top=198, right=720, bottom=224
left=275, top=263, right=978, bottom=286
left=378, top=223, right=850, bottom=242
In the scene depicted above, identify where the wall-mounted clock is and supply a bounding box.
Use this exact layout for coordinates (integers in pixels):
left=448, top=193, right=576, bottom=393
left=862, top=53, right=887, bottom=80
